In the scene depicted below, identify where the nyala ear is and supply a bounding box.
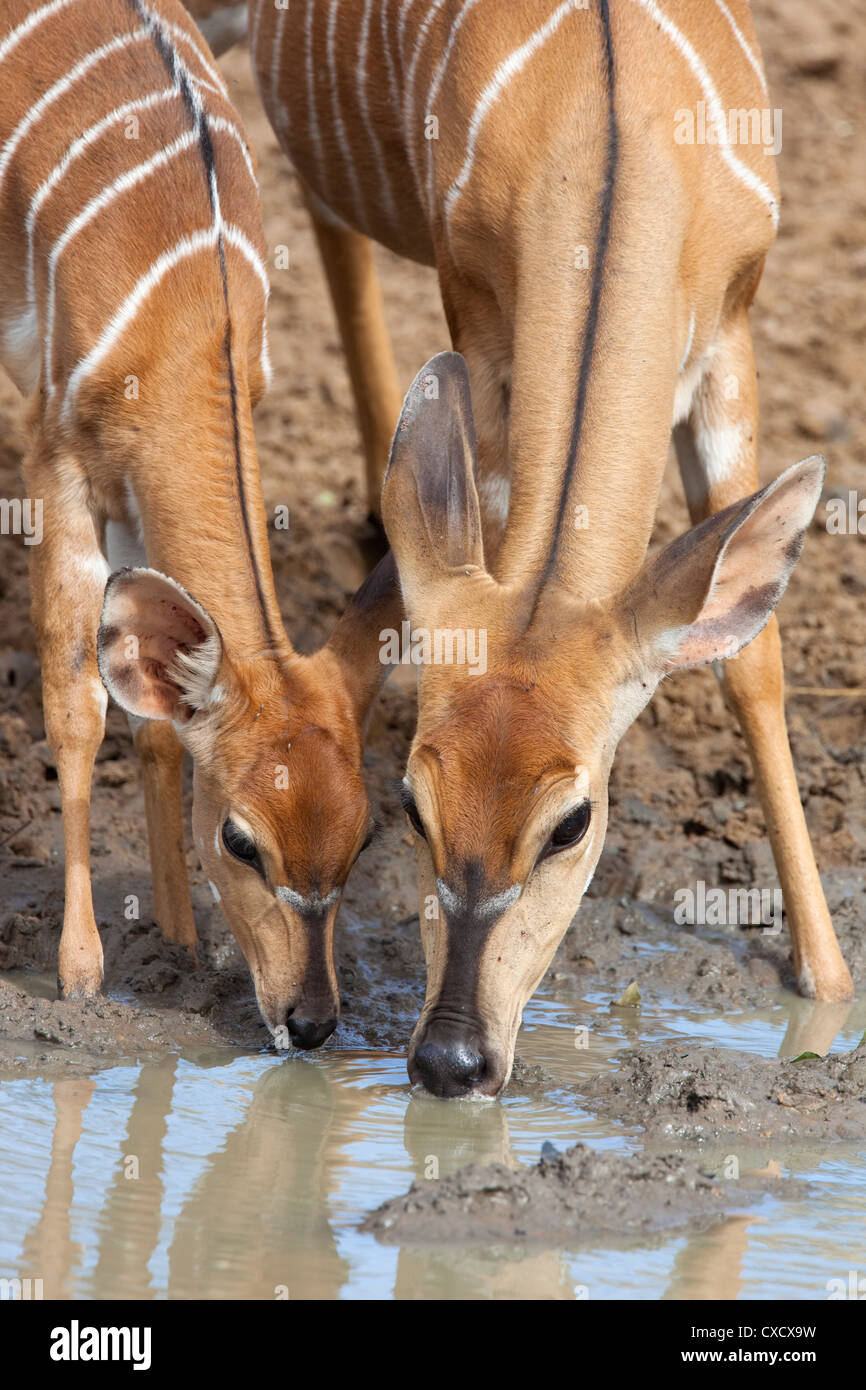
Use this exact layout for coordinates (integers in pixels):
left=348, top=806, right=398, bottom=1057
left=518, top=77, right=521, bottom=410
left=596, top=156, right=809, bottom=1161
left=622, top=456, right=825, bottom=673
left=97, top=568, right=223, bottom=722
left=326, top=550, right=402, bottom=729
left=381, top=352, right=487, bottom=617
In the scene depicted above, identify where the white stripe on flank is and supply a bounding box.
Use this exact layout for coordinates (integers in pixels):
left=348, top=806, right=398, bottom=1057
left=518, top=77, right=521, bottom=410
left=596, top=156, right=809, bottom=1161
left=713, top=0, right=768, bottom=96
left=304, top=0, right=326, bottom=192
left=679, top=310, right=695, bottom=372
left=44, top=130, right=200, bottom=391
left=134, top=0, right=271, bottom=392
left=327, top=0, right=365, bottom=226
left=403, top=0, right=448, bottom=203
left=129, top=0, right=227, bottom=98
left=17, top=0, right=270, bottom=411
left=165, top=20, right=229, bottom=97
left=0, top=29, right=150, bottom=200
left=628, top=0, right=778, bottom=225
left=423, top=0, right=484, bottom=218
left=381, top=0, right=400, bottom=117
left=208, top=160, right=223, bottom=238
left=0, top=0, right=80, bottom=66
left=209, top=115, right=259, bottom=188
left=205, top=114, right=271, bottom=388
left=397, top=0, right=421, bottom=64
left=261, top=320, right=273, bottom=387
left=61, top=216, right=271, bottom=417
left=270, top=2, right=288, bottom=130
left=357, top=0, right=398, bottom=228
left=61, top=228, right=219, bottom=419
left=25, top=86, right=179, bottom=311
left=223, top=222, right=271, bottom=302
left=188, top=74, right=225, bottom=100
left=443, top=0, right=584, bottom=236
left=250, top=0, right=265, bottom=65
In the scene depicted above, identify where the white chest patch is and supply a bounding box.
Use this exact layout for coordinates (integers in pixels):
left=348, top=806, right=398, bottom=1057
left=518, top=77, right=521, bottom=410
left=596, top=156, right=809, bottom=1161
left=1, top=307, right=40, bottom=395
left=478, top=472, right=511, bottom=526
left=104, top=520, right=147, bottom=571
left=671, top=355, right=706, bottom=428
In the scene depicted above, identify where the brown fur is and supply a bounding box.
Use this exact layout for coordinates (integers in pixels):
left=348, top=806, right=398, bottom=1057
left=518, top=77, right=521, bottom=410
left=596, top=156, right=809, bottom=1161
left=2, top=0, right=398, bottom=1041
left=255, top=0, right=852, bottom=1093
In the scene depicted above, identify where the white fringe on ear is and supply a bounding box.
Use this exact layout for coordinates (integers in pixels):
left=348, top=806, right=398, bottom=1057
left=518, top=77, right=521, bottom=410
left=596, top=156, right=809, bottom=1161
left=168, top=633, right=222, bottom=709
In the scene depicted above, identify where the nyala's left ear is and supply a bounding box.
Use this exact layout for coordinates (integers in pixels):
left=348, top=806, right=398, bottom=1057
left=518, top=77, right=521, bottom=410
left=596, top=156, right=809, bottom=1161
left=381, top=352, right=488, bottom=620
left=620, top=456, right=825, bottom=673
left=98, top=568, right=224, bottom=722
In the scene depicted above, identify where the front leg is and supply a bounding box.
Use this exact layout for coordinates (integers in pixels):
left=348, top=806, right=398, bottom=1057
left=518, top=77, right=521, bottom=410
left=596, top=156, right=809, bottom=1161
left=304, top=186, right=402, bottom=527
left=133, top=720, right=198, bottom=952
left=23, top=450, right=108, bottom=998
left=674, top=309, right=853, bottom=1002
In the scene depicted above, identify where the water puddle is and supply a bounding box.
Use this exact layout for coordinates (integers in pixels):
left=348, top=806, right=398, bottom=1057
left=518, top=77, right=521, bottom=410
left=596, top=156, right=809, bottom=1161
left=0, top=969, right=863, bottom=1299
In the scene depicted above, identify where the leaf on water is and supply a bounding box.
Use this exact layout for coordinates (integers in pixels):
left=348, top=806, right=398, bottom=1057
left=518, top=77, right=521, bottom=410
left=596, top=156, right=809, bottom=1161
left=613, top=981, right=641, bottom=1008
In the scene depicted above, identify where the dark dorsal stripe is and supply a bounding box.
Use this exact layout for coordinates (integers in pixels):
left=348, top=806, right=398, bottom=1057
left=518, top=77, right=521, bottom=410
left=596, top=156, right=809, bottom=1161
left=529, top=0, right=618, bottom=616
left=126, top=0, right=283, bottom=659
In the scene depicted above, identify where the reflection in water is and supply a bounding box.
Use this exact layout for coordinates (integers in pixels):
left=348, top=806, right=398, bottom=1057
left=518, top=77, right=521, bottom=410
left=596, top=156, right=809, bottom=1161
left=0, top=1048, right=713, bottom=1300
left=394, top=1245, right=578, bottom=1301
left=18, top=1077, right=95, bottom=1300
left=167, top=1062, right=351, bottom=1299
left=778, top=998, right=855, bottom=1059
left=662, top=1216, right=755, bottom=1301
left=91, top=1057, right=176, bottom=1299
left=0, top=975, right=864, bottom=1300
left=396, top=1091, right=577, bottom=1299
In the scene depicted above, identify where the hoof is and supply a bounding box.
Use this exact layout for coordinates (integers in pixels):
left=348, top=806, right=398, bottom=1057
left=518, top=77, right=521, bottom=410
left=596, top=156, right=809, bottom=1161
left=797, top=960, right=855, bottom=1004
left=57, top=966, right=104, bottom=1000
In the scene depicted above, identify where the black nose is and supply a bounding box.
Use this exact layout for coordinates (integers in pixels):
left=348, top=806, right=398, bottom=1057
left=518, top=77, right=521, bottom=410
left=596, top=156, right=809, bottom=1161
left=286, top=1015, right=337, bottom=1050
left=412, top=1039, right=486, bottom=1097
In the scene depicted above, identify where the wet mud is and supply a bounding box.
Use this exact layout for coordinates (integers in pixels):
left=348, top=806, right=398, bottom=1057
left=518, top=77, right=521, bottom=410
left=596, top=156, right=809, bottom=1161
left=585, top=1041, right=866, bottom=1143
left=363, top=1142, right=803, bottom=1246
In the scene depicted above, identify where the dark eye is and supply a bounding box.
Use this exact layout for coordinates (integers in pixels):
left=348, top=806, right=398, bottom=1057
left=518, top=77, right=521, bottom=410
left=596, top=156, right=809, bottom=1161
left=222, top=817, right=264, bottom=873
left=548, top=802, right=591, bottom=854
left=400, top=785, right=427, bottom=840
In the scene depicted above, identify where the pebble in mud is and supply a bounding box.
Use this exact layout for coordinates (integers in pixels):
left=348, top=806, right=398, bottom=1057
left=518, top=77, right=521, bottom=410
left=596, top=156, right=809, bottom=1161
left=362, top=1143, right=802, bottom=1246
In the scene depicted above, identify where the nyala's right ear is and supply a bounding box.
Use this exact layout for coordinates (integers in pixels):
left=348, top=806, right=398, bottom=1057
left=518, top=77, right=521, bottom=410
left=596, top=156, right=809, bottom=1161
left=381, top=352, right=488, bottom=619
left=619, top=456, right=825, bottom=676
left=97, top=568, right=223, bottom=722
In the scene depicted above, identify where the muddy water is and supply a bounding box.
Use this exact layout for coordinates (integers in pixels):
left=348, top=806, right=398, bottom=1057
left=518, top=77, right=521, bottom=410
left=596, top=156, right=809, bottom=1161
left=0, top=971, right=864, bottom=1301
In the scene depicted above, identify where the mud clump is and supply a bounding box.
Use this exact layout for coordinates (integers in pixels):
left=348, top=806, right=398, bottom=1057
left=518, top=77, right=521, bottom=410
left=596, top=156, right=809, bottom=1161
left=586, top=1042, right=866, bottom=1141
left=0, top=972, right=245, bottom=1073
left=362, top=1142, right=796, bottom=1246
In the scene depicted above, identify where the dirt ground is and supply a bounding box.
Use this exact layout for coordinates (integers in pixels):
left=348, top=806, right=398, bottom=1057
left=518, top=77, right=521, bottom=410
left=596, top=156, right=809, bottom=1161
left=1, top=1, right=865, bottom=1238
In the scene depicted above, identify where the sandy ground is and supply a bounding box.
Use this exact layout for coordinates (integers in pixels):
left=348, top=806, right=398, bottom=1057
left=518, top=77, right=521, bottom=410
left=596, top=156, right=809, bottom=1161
left=1, top=1, right=865, bottom=1236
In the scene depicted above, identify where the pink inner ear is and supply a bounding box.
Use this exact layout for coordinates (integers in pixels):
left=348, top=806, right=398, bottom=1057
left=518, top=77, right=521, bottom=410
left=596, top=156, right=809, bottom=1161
left=98, top=571, right=217, bottom=721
